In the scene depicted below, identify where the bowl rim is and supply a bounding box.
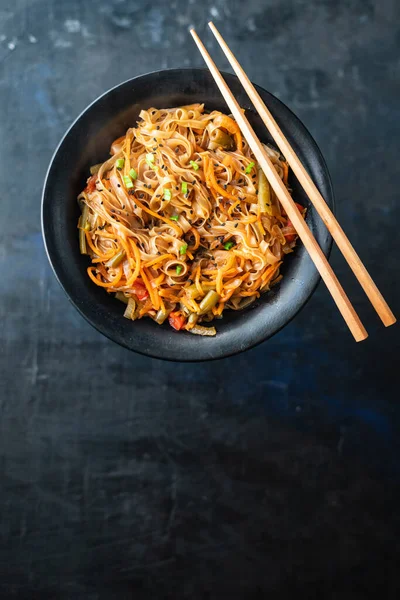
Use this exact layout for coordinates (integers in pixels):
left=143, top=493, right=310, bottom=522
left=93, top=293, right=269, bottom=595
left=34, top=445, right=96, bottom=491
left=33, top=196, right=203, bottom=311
left=42, top=67, right=334, bottom=362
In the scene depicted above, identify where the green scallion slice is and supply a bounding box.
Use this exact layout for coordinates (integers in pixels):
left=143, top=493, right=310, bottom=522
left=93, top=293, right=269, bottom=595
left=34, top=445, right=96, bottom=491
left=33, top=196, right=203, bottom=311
left=129, top=168, right=138, bottom=180
left=146, top=153, right=155, bottom=165
left=123, top=175, right=134, bottom=189
left=245, top=161, right=255, bottom=174
left=176, top=265, right=183, bottom=275
left=179, top=243, right=188, bottom=255
left=163, top=189, right=172, bottom=201
left=181, top=181, right=188, bottom=194
left=170, top=215, right=179, bottom=221
left=116, top=158, right=125, bottom=170
left=189, top=160, right=199, bottom=171
left=224, top=241, right=235, bottom=250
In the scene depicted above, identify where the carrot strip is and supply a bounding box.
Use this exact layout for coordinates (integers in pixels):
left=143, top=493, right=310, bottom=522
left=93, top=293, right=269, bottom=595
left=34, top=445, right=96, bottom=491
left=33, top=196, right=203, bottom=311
left=85, top=232, right=115, bottom=259
left=140, top=267, right=159, bottom=310
left=133, top=196, right=182, bottom=235
left=87, top=265, right=123, bottom=288
left=125, top=238, right=141, bottom=286
left=206, top=161, right=238, bottom=202
left=158, top=295, right=166, bottom=313
left=240, top=291, right=261, bottom=297
left=144, top=253, right=175, bottom=268
left=228, top=199, right=240, bottom=215
left=282, top=161, right=289, bottom=185
left=195, top=265, right=204, bottom=296
left=115, top=234, right=134, bottom=266
left=153, top=272, right=165, bottom=287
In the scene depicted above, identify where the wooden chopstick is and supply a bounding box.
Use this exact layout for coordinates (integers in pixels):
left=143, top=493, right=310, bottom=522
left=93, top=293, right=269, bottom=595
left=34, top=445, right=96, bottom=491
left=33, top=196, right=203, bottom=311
left=208, top=21, right=396, bottom=329
left=190, top=28, right=368, bottom=342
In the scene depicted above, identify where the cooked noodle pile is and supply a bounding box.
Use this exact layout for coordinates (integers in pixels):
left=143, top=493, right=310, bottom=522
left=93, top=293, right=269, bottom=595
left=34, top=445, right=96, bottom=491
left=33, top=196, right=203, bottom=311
left=78, top=104, right=303, bottom=335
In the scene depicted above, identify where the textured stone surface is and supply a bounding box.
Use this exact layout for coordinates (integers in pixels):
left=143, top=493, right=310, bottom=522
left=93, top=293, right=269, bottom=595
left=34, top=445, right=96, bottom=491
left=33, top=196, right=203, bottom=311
left=0, top=0, right=399, bottom=597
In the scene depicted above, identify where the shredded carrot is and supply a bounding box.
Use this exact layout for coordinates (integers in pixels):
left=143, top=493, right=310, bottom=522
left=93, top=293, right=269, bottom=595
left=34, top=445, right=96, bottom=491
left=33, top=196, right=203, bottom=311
left=139, top=298, right=153, bottom=317
left=261, top=262, right=282, bottom=285
left=159, top=289, right=181, bottom=302
left=85, top=232, right=114, bottom=259
left=212, top=302, right=225, bottom=316
left=140, top=267, right=159, bottom=310
left=152, top=272, right=165, bottom=287
left=257, top=214, right=266, bottom=236
left=195, top=265, right=204, bottom=296
left=92, top=253, right=116, bottom=263
left=87, top=265, right=123, bottom=288
left=133, top=195, right=182, bottom=235
left=228, top=199, right=240, bottom=215
left=115, top=234, right=134, bottom=266
left=158, top=295, right=166, bottom=313
left=188, top=296, right=200, bottom=313
left=202, top=268, right=218, bottom=276
left=94, top=230, right=118, bottom=239
left=123, top=134, right=132, bottom=177
left=125, top=238, right=141, bottom=286
left=206, top=161, right=238, bottom=202
left=242, top=215, right=259, bottom=224
left=144, top=253, right=174, bottom=268
left=220, top=289, right=236, bottom=303
left=180, top=296, right=193, bottom=312
left=240, top=291, right=260, bottom=298
left=282, top=161, right=289, bottom=186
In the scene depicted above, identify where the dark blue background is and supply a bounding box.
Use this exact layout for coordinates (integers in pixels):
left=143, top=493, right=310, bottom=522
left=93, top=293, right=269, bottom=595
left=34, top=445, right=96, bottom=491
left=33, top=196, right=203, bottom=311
left=0, top=0, right=399, bottom=597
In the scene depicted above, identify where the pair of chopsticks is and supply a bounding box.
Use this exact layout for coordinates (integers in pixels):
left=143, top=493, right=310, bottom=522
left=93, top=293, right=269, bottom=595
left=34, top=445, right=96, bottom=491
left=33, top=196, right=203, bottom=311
left=190, top=23, right=396, bottom=342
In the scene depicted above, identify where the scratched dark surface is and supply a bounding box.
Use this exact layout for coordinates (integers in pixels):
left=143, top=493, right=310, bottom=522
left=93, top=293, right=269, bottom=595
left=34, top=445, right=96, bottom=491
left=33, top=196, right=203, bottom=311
left=1, top=0, right=400, bottom=598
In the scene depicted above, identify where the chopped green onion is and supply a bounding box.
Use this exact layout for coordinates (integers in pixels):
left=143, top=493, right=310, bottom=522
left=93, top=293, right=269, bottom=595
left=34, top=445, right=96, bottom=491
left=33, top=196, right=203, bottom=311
left=123, top=175, right=134, bottom=189
left=129, top=168, right=138, bottom=180
left=181, top=181, right=188, bottom=194
left=224, top=241, right=235, bottom=250
left=116, top=158, right=125, bottom=170
left=245, top=161, right=255, bottom=174
left=179, top=243, right=188, bottom=255
left=176, top=265, right=183, bottom=275
left=163, top=188, right=172, bottom=201
left=189, top=160, right=199, bottom=171
left=170, top=214, right=179, bottom=221
left=123, top=175, right=134, bottom=188
left=146, top=153, right=155, bottom=165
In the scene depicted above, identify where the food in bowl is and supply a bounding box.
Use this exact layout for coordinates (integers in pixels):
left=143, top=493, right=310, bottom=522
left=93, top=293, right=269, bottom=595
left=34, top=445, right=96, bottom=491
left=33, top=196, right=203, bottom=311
left=78, top=103, right=304, bottom=336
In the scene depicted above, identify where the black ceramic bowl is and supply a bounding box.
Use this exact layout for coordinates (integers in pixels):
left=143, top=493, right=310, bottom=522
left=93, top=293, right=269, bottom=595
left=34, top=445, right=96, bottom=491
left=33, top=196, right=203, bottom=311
left=42, top=68, right=333, bottom=361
